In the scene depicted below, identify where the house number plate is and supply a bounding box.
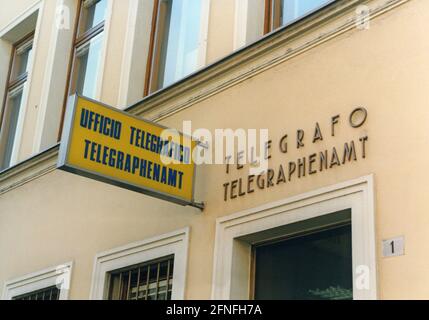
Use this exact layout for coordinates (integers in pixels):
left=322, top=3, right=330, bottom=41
left=382, top=236, right=405, bottom=257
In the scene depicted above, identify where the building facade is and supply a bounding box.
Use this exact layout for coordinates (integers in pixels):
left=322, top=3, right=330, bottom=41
left=0, top=0, right=427, bottom=300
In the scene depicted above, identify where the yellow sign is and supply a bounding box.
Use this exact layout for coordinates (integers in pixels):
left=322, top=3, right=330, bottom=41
left=58, top=95, right=199, bottom=207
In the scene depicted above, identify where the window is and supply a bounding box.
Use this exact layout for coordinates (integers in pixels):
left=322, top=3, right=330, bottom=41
left=2, top=262, right=72, bottom=300
left=265, top=0, right=331, bottom=33
left=0, top=34, right=33, bottom=171
left=12, top=286, right=60, bottom=301
left=90, top=228, right=189, bottom=300
left=58, top=0, right=108, bottom=141
left=145, top=0, right=204, bottom=94
left=107, top=256, right=174, bottom=300
left=212, top=176, right=377, bottom=300
left=67, top=0, right=108, bottom=99
left=253, top=223, right=353, bottom=300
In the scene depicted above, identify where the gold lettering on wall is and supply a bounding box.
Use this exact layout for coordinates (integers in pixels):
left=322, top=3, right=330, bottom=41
left=222, top=108, right=369, bottom=202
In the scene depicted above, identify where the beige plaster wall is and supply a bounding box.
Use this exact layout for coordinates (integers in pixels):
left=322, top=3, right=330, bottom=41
left=0, top=0, right=428, bottom=300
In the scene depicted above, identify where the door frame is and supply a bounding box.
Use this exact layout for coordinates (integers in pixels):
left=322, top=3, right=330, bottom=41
left=211, top=175, right=377, bottom=300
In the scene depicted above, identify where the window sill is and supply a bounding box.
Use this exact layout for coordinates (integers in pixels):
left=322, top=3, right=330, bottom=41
left=0, top=144, right=59, bottom=195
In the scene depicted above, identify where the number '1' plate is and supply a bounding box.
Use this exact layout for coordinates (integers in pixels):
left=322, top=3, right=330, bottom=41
left=382, top=236, right=405, bottom=257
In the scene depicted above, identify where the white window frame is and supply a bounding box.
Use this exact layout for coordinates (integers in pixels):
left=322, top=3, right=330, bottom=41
left=93, top=0, right=113, bottom=101
left=2, top=262, right=73, bottom=300
left=33, top=0, right=80, bottom=152
left=233, top=0, right=265, bottom=50
left=211, top=175, right=377, bottom=300
left=90, top=227, right=190, bottom=300
left=32, top=0, right=113, bottom=153
left=118, top=0, right=210, bottom=107
left=0, top=1, right=43, bottom=168
left=117, top=0, right=154, bottom=108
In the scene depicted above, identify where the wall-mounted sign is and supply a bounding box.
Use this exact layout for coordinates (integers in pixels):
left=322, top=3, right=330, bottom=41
left=58, top=95, right=201, bottom=208
left=222, top=108, right=369, bottom=202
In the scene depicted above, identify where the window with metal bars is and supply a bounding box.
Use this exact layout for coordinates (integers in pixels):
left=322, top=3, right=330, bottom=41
left=107, top=256, right=174, bottom=300
left=12, top=286, right=60, bottom=301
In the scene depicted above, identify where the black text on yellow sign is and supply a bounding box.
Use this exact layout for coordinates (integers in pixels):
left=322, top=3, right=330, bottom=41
left=58, top=95, right=197, bottom=206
